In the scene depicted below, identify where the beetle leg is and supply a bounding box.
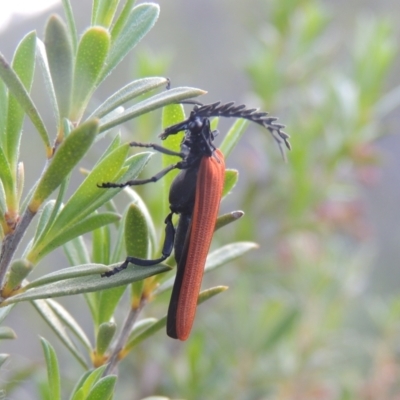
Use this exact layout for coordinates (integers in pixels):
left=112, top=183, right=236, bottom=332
left=130, top=141, right=184, bottom=157
left=98, top=162, right=185, bottom=188
left=102, top=213, right=176, bottom=277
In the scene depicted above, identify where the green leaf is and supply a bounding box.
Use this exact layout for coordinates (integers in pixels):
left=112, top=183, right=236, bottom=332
left=0, top=326, right=17, bottom=339
left=46, top=299, right=92, bottom=351
left=0, top=78, right=7, bottom=147
left=71, top=27, right=110, bottom=122
left=96, top=321, right=116, bottom=356
left=110, top=0, right=136, bottom=40
left=40, top=338, right=61, bottom=400
left=26, top=264, right=109, bottom=289
left=222, top=169, right=238, bottom=197
left=45, top=15, right=74, bottom=121
left=36, top=39, right=59, bottom=127
left=219, top=118, right=249, bottom=158
left=161, top=103, right=185, bottom=212
left=93, top=0, right=119, bottom=27
left=0, top=304, right=13, bottom=324
left=215, top=210, right=244, bottom=231
left=125, top=286, right=227, bottom=350
left=86, top=375, right=117, bottom=400
left=99, top=86, right=206, bottom=134
left=0, top=145, right=13, bottom=193
left=125, top=203, right=149, bottom=303
left=5, top=31, right=37, bottom=168
left=33, top=300, right=88, bottom=368
left=0, top=42, right=51, bottom=159
left=262, top=308, right=300, bottom=351
left=70, top=366, right=107, bottom=400
left=3, top=259, right=33, bottom=295
left=88, top=77, right=168, bottom=120
left=61, top=0, right=78, bottom=54
left=100, top=3, right=159, bottom=82
left=64, top=236, right=91, bottom=266
left=0, top=354, right=9, bottom=369
left=30, top=212, right=120, bottom=264
left=29, top=119, right=99, bottom=212
left=42, top=143, right=131, bottom=237
left=5, top=263, right=170, bottom=304
left=33, top=199, right=56, bottom=244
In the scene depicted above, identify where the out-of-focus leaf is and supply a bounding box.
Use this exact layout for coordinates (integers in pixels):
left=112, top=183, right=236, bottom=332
left=0, top=42, right=51, bottom=158
left=5, top=31, right=39, bottom=167
left=86, top=375, right=117, bottom=400
left=0, top=327, right=16, bottom=339
left=93, top=0, right=119, bottom=28
left=219, top=118, right=249, bottom=158
left=32, top=300, right=88, bottom=368
left=215, top=211, right=244, bottom=231
left=44, top=15, right=73, bottom=121
left=100, top=3, right=159, bottom=81
left=70, top=366, right=107, bottom=400
left=61, top=0, right=78, bottom=54
left=222, top=169, right=238, bottom=198
left=40, top=338, right=61, bottom=400
left=46, top=299, right=92, bottom=351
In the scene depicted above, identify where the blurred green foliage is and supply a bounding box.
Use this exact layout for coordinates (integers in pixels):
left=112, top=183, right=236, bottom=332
left=1, top=0, right=400, bottom=399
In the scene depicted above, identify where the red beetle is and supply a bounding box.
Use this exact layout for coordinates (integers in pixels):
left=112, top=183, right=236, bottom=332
left=100, top=101, right=289, bottom=340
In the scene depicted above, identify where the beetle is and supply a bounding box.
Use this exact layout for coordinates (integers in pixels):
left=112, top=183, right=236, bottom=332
left=99, top=101, right=290, bottom=340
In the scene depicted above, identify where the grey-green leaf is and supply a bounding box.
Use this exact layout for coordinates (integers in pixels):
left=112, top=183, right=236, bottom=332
left=99, top=86, right=206, bottom=133
left=100, top=3, right=159, bottom=82
left=45, top=15, right=73, bottom=120
left=6, top=263, right=170, bottom=304
left=88, top=77, right=168, bottom=120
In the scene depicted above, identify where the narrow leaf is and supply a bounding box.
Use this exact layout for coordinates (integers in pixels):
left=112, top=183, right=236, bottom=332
left=100, top=3, right=159, bottom=81
left=222, top=169, right=238, bottom=197
left=0, top=354, right=9, bottom=369
left=6, top=32, right=37, bottom=168
left=42, top=143, right=130, bottom=236
left=219, top=118, right=249, bottom=158
left=0, top=326, right=17, bottom=339
left=36, top=39, right=59, bottom=127
left=47, top=299, right=92, bottom=351
left=88, top=76, right=168, bottom=120
left=29, top=119, right=99, bottom=212
left=99, top=86, right=206, bottom=133
left=33, top=300, right=88, bottom=368
left=71, top=27, right=110, bottom=122
left=40, top=338, right=61, bottom=400
left=31, top=212, right=120, bottom=264
left=70, top=366, right=107, bottom=400
left=0, top=51, right=51, bottom=158
left=61, top=0, right=78, bottom=54
left=93, top=0, right=119, bottom=27
left=45, top=15, right=73, bottom=121
left=110, top=0, right=136, bottom=40
left=86, top=376, right=117, bottom=400
left=5, top=264, right=170, bottom=304
left=215, top=210, right=244, bottom=231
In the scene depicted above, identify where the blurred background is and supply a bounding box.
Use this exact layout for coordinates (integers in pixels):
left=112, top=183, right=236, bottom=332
left=1, top=0, right=400, bottom=399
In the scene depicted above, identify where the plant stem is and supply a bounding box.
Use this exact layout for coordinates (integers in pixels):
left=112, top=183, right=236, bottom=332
left=0, top=207, right=35, bottom=289
left=103, top=298, right=146, bottom=375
